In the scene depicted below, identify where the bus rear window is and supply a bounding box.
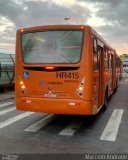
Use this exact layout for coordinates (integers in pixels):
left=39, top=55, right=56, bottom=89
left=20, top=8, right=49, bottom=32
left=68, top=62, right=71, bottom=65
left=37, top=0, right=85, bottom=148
left=21, top=30, right=83, bottom=64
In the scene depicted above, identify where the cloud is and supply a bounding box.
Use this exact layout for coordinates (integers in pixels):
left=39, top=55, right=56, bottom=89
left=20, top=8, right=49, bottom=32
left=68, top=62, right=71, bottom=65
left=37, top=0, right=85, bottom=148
left=97, top=1, right=128, bottom=50
left=95, top=0, right=128, bottom=25
left=0, top=0, right=92, bottom=50
left=19, top=0, right=91, bottom=26
left=0, top=0, right=128, bottom=54
left=0, top=0, right=91, bottom=28
left=0, top=15, right=16, bottom=50
left=77, top=0, right=128, bottom=53
left=0, top=0, right=23, bottom=25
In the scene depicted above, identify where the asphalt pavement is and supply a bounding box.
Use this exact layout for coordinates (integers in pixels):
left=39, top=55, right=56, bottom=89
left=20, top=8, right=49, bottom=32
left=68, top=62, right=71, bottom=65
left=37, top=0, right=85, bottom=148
left=0, top=90, right=15, bottom=101
left=0, top=74, right=128, bottom=157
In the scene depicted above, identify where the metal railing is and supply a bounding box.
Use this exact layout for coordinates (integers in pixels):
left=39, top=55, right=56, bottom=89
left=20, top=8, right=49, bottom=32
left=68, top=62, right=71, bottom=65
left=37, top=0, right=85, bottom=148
left=0, top=53, right=15, bottom=86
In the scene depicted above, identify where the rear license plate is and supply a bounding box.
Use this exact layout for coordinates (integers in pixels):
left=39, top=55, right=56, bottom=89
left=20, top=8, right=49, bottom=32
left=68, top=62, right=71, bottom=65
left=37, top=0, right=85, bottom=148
left=44, top=93, right=57, bottom=98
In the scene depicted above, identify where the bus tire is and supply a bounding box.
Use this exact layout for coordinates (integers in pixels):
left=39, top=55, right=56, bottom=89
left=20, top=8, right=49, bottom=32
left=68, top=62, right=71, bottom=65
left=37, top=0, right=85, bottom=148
left=101, top=90, right=108, bottom=112
left=114, top=85, right=117, bottom=93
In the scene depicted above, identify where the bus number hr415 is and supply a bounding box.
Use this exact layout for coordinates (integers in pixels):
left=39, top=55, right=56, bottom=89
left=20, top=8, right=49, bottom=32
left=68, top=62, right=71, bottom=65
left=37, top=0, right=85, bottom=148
left=56, top=72, right=79, bottom=79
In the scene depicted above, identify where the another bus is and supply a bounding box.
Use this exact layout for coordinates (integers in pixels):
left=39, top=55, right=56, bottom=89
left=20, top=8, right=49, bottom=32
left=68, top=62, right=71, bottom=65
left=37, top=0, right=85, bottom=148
left=15, top=25, right=119, bottom=115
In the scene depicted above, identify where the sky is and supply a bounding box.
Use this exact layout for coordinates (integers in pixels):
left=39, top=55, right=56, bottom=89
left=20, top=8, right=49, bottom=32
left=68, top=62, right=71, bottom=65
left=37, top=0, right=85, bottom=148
left=0, top=0, right=128, bottom=55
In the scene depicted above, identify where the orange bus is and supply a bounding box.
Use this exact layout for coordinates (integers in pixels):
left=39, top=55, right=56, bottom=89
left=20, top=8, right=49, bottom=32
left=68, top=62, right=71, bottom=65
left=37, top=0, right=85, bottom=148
left=15, top=25, right=119, bottom=115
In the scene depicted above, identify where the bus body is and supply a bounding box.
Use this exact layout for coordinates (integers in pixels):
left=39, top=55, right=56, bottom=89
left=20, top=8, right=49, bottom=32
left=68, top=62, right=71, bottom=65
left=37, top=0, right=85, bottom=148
left=15, top=25, right=119, bottom=115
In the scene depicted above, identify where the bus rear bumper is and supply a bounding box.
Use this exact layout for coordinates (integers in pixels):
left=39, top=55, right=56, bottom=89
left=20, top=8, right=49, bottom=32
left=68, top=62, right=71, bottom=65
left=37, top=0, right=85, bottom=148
left=16, top=97, right=96, bottom=115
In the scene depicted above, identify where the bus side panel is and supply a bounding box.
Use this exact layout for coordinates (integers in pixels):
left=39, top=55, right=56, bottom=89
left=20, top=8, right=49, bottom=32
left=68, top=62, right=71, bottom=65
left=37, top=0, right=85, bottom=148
left=84, top=28, right=94, bottom=101
left=15, top=30, right=21, bottom=98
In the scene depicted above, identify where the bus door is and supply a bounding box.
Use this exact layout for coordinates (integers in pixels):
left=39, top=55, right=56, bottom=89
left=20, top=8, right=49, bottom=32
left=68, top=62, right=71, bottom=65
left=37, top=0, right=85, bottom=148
left=98, top=46, right=104, bottom=107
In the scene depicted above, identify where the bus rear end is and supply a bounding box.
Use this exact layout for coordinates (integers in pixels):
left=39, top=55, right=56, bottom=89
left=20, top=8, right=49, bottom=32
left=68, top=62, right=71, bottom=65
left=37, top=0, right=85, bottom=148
left=15, top=25, right=94, bottom=115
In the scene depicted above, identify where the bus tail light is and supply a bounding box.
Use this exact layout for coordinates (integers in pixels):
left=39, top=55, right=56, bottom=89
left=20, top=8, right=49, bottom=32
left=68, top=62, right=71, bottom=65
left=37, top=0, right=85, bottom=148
left=20, top=81, right=23, bottom=85
left=76, top=78, right=85, bottom=98
left=45, top=66, right=55, bottom=70
left=21, top=85, right=26, bottom=89
left=20, top=80, right=27, bottom=95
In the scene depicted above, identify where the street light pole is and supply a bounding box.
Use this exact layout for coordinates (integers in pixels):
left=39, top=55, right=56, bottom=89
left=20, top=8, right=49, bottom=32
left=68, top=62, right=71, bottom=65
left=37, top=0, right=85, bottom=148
left=64, top=17, right=70, bottom=24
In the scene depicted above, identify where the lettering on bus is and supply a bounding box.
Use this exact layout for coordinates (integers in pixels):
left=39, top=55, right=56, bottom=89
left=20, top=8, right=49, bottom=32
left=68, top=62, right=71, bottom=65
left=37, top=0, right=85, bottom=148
left=56, top=72, right=79, bottom=79
left=47, top=82, right=63, bottom=85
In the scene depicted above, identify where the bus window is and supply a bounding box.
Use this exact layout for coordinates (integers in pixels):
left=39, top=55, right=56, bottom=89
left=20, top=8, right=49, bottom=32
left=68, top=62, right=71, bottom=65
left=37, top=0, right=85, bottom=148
left=104, top=46, right=108, bottom=69
left=107, top=48, right=110, bottom=69
left=21, top=30, right=83, bottom=64
left=108, top=50, right=112, bottom=69
left=93, top=37, right=98, bottom=71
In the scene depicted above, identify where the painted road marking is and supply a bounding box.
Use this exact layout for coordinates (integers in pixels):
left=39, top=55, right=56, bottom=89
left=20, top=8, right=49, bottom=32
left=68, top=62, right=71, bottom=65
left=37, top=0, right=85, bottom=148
left=0, top=112, right=34, bottom=129
left=100, top=109, right=124, bottom=141
left=59, top=119, right=84, bottom=136
left=0, top=107, right=15, bottom=116
left=25, top=114, right=57, bottom=132
left=0, top=102, right=14, bottom=109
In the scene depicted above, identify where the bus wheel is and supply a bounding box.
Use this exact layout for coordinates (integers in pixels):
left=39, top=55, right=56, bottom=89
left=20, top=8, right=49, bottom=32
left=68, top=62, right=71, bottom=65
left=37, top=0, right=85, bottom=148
left=113, top=86, right=117, bottom=93
left=101, top=90, right=108, bottom=112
